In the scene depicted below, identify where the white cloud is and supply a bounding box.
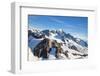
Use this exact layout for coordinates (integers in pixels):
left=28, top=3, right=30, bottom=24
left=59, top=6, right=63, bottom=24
left=48, top=17, right=65, bottom=24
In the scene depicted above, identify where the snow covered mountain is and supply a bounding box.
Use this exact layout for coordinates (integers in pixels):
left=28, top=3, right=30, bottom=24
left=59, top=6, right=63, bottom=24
left=41, top=29, right=88, bottom=47
left=28, top=28, right=88, bottom=61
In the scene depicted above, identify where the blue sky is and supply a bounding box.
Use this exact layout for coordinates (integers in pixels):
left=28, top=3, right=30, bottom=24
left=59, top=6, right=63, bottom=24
left=28, top=15, right=88, bottom=40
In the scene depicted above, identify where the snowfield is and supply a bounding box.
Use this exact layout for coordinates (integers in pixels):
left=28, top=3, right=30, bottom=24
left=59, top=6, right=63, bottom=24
left=28, top=35, right=43, bottom=50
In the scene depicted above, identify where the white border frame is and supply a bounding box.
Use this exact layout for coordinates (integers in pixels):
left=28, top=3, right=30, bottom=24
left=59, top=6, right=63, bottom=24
left=11, top=2, right=97, bottom=74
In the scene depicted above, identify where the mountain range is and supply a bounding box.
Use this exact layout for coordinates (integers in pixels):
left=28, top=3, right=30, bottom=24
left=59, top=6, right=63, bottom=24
left=28, top=28, right=88, bottom=60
